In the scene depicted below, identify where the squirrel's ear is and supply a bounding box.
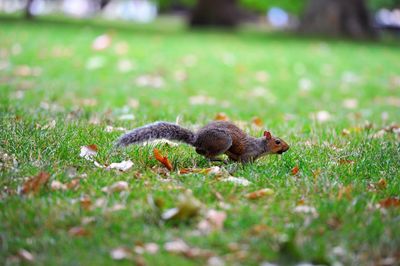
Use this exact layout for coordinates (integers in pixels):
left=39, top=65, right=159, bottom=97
left=263, top=131, right=272, bottom=139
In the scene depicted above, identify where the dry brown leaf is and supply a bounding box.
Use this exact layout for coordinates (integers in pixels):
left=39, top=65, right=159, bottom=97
left=21, top=172, right=50, bottom=195
left=80, top=196, right=92, bottom=211
left=248, top=224, right=275, bottom=236
left=153, top=148, right=173, bottom=171
left=102, top=181, right=129, bottom=193
left=339, top=159, right=355, bottom=165
left=251, top=117, right=263, bottom=127
left=379, top=197, right=400, bottom=208
left=67, top=179, right=80, bottom=190
left=214, top=112, right=229, bottom=121
left=245, top=188, right=274, bottom=200
left=338, top=185, right=353, bottom=200
left=327, top=216, right=342, bottom=230
left=291, top=166, right=299, bottom=175
left=68, top=226, right=89, bottom=237
left=80, top=145, right=98, bottom=160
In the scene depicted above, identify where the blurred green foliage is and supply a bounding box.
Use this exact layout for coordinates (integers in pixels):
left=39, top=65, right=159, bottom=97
left=239, top=0, right=306, bottom=14
left=156, top=0, right=400, bottom=14
left=369, top=0, right=400, bottom=10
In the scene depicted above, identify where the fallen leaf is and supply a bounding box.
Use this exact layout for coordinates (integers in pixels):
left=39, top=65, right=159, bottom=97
left=189, top=95, right=217, bottom=105
left=207, top=256, right=225, bottom=266
left=92, top=34, right=112, bottom=51
left=252, top=117, right=264, bottom=128
left=312, top=110, right=331, bottom=123
left=248, top=224, right=274, bottom=236
left=214, top=112, right=229, bottom=121
left=153, top=148, right=173, bottom=171
left=164, top=239, right=190, bottom=253
left=327, top=216, right=342, bottom=230
left=106, top=203, right=126, bottom=213
left=21, top=172, right=50, bottom=194
left=338, top=159, right=355, bottom=165
left=245, top=188, right=274, bottom=200
left=377, top=178, right=387, bottom=189
left=337, top=185, right=352, bottom=200
left=291, top=166, right=299, bottom=175
left=197, top=209, right=227, bottom=234
left=341, top=129, right=351, bottom=136
left=80, top=145, right=98, bottom=160
left=17, top=249, right=35, bottom=262
left=114, top=41, right=129, bottom=55
left=102, top=181, right=129, bottom=193
left=110, top=247, right=132, bottom=260
left=144, top=243, right=159, bottom=254
left=135, top=243, right=159, bottom=255
left=162, top=191, right=202, bottom=221
left=106, top=160, right=133, bottom=172
left=67, top=179, right=80, bottom=190
left=50, top=180, right=67, bottom=191
left=68, top=226, right=89, bottom=237
left=128, top=98, right=140, bottom=109
left=135, top=74, right=164, bottom=88
left=179, top=166, right=226, bottom=176
left=174, top=70, right=187, bottom=82
left=342, top=98, right=358, bottom=109
left=80, top=196, right=92, bottom=210
left=117, top=59, right=135, bottom=73
left=293, top=205, right=318, bottom=217
left=379, top=197, right=400, bottom=208
left=299, top=78, right=313, bottom=92
left=221, top=176, right=251, bottom=186
left=164, top=239, right=214, bottom=259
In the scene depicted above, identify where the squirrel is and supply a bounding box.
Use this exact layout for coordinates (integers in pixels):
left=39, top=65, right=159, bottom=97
left=116, top=121, right=289, bottom=163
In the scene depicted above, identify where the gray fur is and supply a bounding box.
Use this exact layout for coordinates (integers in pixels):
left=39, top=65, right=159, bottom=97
left=116, top=122, right=196, bottom=147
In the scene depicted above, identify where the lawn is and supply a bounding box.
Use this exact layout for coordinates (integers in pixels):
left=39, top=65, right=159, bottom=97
left=0, top=16, right=399, bottom=266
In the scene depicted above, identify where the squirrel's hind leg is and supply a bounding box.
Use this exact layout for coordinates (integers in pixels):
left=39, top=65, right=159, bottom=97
left=194, top=129, right=232, bottom=159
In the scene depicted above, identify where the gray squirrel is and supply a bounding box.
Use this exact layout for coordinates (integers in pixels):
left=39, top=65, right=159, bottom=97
left=116, top=121, right=289, bottom=163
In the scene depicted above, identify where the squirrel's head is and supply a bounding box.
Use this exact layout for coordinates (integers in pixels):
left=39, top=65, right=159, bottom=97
left=263, top=131, right=289, bottom=155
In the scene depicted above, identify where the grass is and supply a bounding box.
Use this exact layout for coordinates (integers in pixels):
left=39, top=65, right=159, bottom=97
left=1, top=16, right=400, bottom=266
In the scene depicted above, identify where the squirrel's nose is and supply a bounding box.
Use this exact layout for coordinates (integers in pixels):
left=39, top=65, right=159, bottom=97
left=281, top=145, right=289, bottom=153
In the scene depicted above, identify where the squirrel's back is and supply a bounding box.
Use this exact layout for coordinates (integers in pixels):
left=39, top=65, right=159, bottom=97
left=116, top=122, right=195, bottom=147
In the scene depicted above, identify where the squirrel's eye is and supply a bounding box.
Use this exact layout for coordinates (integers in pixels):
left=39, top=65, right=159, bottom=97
left=275, top=140, right=281, bottom=145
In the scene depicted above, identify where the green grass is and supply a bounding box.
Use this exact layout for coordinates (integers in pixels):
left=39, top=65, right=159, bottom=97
left=1, top=16, right=400, bottom=266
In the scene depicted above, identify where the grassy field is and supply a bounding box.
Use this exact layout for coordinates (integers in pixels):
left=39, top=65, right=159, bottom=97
left=1, top=16, right=400, bottom=266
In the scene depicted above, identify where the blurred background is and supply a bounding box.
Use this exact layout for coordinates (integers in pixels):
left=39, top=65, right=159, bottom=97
left=1, top=0, right=400, bottom=38
left=1, top=0, right=400, bottom=126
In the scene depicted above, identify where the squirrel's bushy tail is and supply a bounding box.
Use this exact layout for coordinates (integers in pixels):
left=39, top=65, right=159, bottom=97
left=116, top=122, right=196, bottom=147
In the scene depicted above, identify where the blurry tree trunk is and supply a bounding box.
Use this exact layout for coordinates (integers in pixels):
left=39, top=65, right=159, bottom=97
left=190, top=0, right=239, bottom=28
left=100, top=0, right=111, bottom=10
left=25, top=0, right=35, bottom=19
left=299, top=0, right=376, bottom=39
